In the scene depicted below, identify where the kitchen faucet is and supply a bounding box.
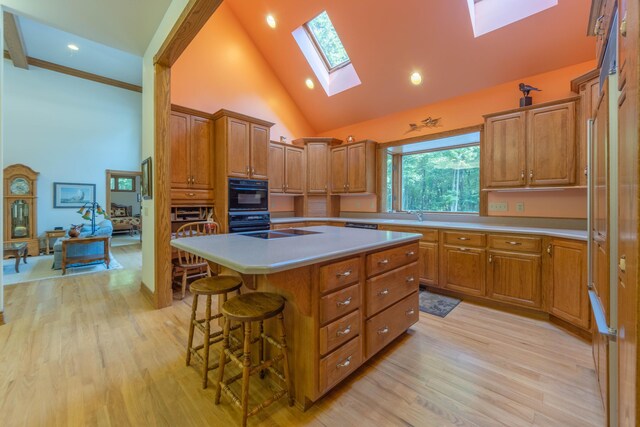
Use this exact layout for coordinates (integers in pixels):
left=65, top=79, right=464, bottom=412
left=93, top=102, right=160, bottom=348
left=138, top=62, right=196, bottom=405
left=414, top=211, right=425, bottom=222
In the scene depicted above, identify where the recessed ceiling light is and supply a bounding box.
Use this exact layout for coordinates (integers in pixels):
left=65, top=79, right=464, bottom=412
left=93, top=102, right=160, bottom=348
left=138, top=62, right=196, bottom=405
left=67, top=44, right=79, bottom=51
left=410, top=72, right=422, bottom=85
left=266, top=14, right=277, bottom=29
left=305, top=78, right=315, bottom=89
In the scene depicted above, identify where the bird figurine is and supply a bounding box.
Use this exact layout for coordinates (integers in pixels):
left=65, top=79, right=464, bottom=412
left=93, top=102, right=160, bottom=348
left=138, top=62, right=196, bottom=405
left=519, top=83, right=542, bottom=97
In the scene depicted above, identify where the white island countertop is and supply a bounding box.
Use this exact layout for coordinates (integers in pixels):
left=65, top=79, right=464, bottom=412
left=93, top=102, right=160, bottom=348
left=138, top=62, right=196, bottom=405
left=170, top=226, right=422, bottom=275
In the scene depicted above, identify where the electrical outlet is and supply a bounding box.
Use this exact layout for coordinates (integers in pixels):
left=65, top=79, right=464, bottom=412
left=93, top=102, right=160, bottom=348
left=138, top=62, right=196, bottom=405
left=488, top=202, right=508, bottom=212
left=515, top=202, right=525, bottom=212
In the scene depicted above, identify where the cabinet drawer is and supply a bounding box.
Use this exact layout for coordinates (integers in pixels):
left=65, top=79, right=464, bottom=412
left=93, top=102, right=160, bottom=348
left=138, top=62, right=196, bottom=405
left=365, top=292, right=419, bottom=358
left=366, top=243, right=419, bottom=277
left=170, top=189, right=214, bottom=202
left=319, top=257, right=360, bottom=294
left=319, top=310, right=361, bottom=355
left=320, top=284, right=361, bottom=325
left=319, top=336, right=362, bottom=394
left=443, top=231, right=486, bottom=247
left=488, top=235, right=542, bottom=252
left=272, top=222, right=306, bottom=230
left=383, top=227, right=438, bottom=242
left=366, top=262, right=418, bottom=317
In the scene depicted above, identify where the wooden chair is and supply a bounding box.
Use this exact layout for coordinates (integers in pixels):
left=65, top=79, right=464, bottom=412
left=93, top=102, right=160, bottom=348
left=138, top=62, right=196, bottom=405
left=215, top=292, right=293, bottom=427
left=172, top=221, right=219, bottom=299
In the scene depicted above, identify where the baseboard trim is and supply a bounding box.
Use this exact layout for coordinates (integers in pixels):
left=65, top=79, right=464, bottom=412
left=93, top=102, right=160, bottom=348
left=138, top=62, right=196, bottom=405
left=140, top=281, right=155, bottom=306
left=549, top=315, right=591, bottom=342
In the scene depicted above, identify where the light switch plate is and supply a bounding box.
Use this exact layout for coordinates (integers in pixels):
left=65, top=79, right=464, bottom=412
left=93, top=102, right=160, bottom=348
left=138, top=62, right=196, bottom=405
left=516, top=202, right=525, bottom=212
left=489, top=202, right=508, bottom=212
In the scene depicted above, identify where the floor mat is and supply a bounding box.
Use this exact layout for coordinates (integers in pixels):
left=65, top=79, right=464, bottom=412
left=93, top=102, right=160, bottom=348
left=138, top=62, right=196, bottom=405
left=419, top=290, right=461, bottom=317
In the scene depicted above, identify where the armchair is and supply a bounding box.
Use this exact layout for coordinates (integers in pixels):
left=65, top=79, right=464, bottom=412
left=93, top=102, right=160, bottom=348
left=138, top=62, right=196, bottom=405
left=52, top=220, right=113, bottom=270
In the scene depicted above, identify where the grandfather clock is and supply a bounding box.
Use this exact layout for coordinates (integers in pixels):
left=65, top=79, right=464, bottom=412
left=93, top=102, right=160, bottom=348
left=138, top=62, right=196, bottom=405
left=4, top=164, right=39, bottom=255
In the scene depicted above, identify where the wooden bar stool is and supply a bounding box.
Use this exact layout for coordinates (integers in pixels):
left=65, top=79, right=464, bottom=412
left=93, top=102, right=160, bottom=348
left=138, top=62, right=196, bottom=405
left=215, top=292, right=293, bottom=427
left=186, top=275, right=242, bottom=389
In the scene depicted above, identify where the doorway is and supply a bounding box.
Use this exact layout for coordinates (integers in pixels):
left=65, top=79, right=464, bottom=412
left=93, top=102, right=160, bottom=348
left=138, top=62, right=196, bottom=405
left=106, top=170, right=142, bottom=240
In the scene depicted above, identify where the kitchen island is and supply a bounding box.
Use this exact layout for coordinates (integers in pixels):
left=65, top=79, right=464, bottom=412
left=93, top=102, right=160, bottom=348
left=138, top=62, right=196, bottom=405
left=171, top=225, right=422, bottom=409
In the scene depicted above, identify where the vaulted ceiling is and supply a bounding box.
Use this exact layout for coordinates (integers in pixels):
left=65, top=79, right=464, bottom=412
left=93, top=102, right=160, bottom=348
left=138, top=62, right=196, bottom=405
left=225, top=0, right=595, bottom=133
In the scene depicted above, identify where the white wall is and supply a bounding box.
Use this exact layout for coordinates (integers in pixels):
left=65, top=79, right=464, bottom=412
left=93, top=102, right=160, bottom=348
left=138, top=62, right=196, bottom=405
left=3, top=60, right=141, bottom=234
left=111, top=176, right=141, bottom=215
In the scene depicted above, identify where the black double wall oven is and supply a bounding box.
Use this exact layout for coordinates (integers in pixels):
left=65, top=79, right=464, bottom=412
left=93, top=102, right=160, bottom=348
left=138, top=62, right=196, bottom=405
left=228, top=178, right=270, bottom=233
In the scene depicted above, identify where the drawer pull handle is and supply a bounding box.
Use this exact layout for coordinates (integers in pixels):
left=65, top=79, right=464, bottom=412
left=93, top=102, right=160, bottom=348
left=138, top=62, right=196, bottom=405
left=406, top=276, right=415, bottom=283
left=336, top=297, right=352, bottom=307
left=336, top=325, right=352, bottom=337
left=336, top=356, right=352, bottom=369
left=406, top=251, right=415, bottom=256
left=377, top=326, right=389, bottom=335
left=506, top=241, right=522, bottom=245
left=378, top=288, right=390, bottom=296
left=378, top=259, right=389, bottom=265
left=187, top=193, right=195, bottom=196
left=459, top=248, right=470, bottom=252
left=336, top=270, right=352, bottom=278
left=406, top=308, right=415, bottom=316
left=457, top=237, right=470, bottom=241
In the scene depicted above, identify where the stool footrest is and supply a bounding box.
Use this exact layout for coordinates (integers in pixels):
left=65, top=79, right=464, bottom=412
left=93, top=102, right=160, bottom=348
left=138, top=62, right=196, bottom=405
left=266, top=366, right=286, bottom=383
left=250, top=354, right=283, bottom=377
left=246, top=389, right=288, bottom=418
left=220, top=383, right=242, bottom=408
left=261, top=333, right=285, bottom=350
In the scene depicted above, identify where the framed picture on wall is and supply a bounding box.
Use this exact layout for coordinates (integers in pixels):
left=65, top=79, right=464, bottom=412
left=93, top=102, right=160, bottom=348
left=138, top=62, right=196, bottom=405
left=53, top=182, right=96, bottom=208
left=141, top=157, right=152, bottom=200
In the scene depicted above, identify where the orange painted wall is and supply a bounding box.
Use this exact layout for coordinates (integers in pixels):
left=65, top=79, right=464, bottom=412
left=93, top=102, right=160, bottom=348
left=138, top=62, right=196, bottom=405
left=328, top=60, right=595, bottom=218
left=318, top=60, right=596, bottom=142
left=171, top=3, right=314, bottom=142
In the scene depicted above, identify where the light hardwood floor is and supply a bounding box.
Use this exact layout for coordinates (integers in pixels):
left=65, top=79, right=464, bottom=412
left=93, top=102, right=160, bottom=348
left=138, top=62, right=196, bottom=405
left=0, top=243, right=605, bottom=426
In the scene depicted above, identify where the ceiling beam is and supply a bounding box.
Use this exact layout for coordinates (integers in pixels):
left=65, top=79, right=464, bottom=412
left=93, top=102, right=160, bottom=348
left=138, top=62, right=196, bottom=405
left=154, top=0, right=222, bottom=67
left=3, top=11, right=28, bottom=69
left=3, top=51, right=142, bottom=92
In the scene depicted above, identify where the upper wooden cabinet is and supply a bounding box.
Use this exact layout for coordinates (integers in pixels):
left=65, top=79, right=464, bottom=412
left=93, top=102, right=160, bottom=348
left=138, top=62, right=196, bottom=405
left=330, top=140, right=376, bottom=194
left=483, top=99, right=578, bottom=189
left=307, top=142, right=329, bottom=193
left=571, top=70, right=600, bottom=186
left=212, top=109, right=274, bottom=180
left=269, top=142, right=304, bottom=194
left=170, top=106, right=214, bottom=203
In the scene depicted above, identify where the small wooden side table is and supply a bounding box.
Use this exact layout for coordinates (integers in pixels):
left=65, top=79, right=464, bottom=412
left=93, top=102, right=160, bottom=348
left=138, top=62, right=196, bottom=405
left=3, top=242, right=28, bottom=272
left=61, top=236, right=110, bottom=275
left=44, top=230, right=67, bottom=255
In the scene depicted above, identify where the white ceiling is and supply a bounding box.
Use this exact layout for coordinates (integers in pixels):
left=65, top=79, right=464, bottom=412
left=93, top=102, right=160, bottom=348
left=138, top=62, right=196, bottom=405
left=17, top=15, right=143, bottom=86
left=2, top=0, right=172, bottom=55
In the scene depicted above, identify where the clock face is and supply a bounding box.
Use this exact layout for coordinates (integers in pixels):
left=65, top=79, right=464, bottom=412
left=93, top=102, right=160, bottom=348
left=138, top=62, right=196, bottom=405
left=10, top=178, right=30, bottom=195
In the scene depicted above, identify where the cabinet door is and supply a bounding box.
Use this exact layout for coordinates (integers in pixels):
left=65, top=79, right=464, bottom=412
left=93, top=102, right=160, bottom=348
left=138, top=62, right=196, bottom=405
left=347, top=143, right=367, bottom=192
left=526, top=102, right=576, bottom=186
left=285, top=146, right=304, bottom=194
left=418, top=241, right=438, bottom=287
left=268, top=144, right=285, bottom=193
left=549, top=239, right=589, bottom=329
left=170, top=112, right=190, bottom=188
left=227, top=118, right=250, bottom=178
left=189, top=116, right=213, bottom=189
left=484, top=112, right=526, bottom=188
left=250, top=123, right=269, bottom=180
left=330, top=146, right=348, bottom=193
left=487, top=250, right=541, bottom=309
left=307, top=142, right=328, bottom=193
left=441, top=245, right=486, bottom=296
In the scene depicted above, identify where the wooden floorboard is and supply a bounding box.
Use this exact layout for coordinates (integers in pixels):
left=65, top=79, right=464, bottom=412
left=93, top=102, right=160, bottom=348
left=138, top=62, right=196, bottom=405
left=0, top=243, right=605, bottom=426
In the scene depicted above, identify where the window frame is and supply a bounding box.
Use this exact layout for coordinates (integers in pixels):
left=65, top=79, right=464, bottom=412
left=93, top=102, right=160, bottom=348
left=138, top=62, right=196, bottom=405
left=110, top=175, right=136, bottom=192
left=379, top=125, right=485, bottom=215
left=303, top=13, right=351, bottom=73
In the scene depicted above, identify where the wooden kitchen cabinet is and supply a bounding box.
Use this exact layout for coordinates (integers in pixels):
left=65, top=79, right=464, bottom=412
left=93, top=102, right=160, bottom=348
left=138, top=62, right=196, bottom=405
left=213, top=109, right=273, bottom=180
left=170, top=106, right=214, bottom=203
left=548, top=238, right=590, bottom=330
left=483, top=99, right=577, bottom=189
left=307, top=142, right=329, bottom=193
left=487, top=250, right=542, bottom=309
left=330, top=141, right=376, bottom=194
left=571, top=70, right=599, bottom=186
left=419, top=242, right=438, bottom=287
left=441, top=244, right=486, bottom=296
left=269, top=142, right=304, bottom=194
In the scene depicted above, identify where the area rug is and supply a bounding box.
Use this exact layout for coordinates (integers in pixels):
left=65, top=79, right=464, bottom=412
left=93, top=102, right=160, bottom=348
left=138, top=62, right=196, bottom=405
left=2, top=254, right=122, bottom=285
left=419, top=290, right=461, bottom=318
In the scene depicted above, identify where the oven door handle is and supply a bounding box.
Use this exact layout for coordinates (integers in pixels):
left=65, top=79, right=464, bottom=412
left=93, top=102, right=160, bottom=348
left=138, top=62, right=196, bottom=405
left=229, top=186, right=268, bottom=192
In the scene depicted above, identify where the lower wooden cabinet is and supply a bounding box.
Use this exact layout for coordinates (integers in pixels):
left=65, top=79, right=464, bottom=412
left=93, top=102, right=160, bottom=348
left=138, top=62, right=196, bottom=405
left=365, top=292, right=419, bottom=358
left=548, top=238, right=590, bottom=329
left=418, top=242, right=438, bottom=286
left=441, top=245, right=486, bottom=296
left=319, top=336, right=362, bottom=393
left=487, top=250, right=542, bottom=309
left=272, top=222, right=307, bottom=230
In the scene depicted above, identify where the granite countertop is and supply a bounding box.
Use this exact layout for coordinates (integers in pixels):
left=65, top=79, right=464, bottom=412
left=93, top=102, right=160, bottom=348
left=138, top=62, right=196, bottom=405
left=270, top=217, right=588, bottom=241
left=170, top=226, right=421, bottom=275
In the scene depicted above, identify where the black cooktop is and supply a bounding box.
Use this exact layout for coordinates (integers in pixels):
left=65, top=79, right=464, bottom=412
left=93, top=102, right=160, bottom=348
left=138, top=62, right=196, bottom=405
left=241, top=229, right=322, bottom=239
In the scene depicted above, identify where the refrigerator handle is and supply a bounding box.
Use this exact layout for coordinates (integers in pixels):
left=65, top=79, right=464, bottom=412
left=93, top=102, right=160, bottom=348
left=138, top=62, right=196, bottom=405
left=588, top=289, right=618, bottom=341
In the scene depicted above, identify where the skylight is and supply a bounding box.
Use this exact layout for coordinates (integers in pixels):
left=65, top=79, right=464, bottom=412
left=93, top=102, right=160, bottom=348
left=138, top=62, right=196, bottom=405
left=304, top=11, right=350, bottom=71
left=467, top=0, right=558, bottom=37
